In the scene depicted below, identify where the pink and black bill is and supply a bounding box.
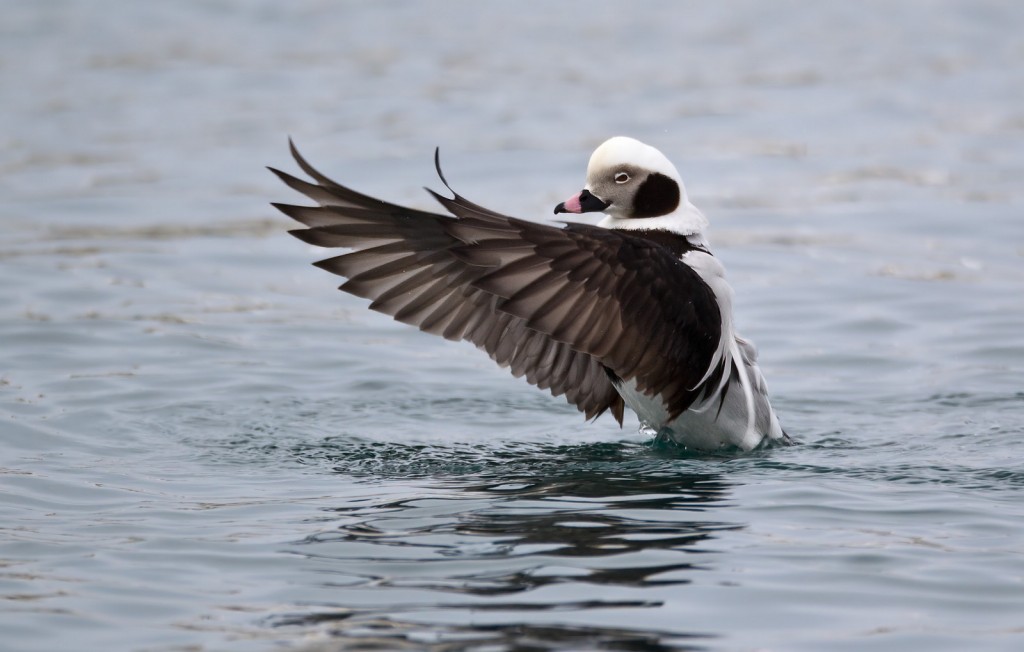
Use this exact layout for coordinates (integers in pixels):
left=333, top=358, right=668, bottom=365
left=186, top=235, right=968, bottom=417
left=554, top=189, right=609, bottom=214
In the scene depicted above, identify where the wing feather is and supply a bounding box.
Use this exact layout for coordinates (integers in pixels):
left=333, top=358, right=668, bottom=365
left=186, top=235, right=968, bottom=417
left=272, top=143, right=722, bottom=422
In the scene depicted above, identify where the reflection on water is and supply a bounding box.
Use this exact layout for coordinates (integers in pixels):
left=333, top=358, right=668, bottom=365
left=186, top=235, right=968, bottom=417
left=274, top=615, right=706, bottom=652
left=275, top=617, right=707, bottom=652
left=272, top=440, right=736, bottom=649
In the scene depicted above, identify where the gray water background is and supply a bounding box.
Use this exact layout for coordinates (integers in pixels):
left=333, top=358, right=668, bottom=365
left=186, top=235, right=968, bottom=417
left=2, top=1, right=1023, bottom=650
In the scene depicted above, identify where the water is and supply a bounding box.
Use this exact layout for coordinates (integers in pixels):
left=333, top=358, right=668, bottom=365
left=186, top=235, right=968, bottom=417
left=2, top=1, right=1024, bottom=650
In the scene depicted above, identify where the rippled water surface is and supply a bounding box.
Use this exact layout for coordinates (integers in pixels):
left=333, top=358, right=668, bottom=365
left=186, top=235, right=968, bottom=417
left=3, top=1, right=1024, bottom=650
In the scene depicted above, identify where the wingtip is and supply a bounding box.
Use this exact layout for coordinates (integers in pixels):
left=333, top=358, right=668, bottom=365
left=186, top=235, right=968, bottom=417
left=432, top=146, right=456, bottom=195
left=287, top=227, right=318, bottom=245
left=423, top=185, right=445, bottom=201
left=284, top=137, right=336, bottom=186
left=287, top=137, right=314, bottom=172
left=272, top=202, right=307, bottom=221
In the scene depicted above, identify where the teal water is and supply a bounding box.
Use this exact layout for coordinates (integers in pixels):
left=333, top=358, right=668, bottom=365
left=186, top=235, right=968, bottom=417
left=2, top=1, right=1024, bottom=650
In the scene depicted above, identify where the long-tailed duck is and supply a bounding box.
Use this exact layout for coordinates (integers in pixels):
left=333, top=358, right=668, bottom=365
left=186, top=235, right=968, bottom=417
left=270, top=136, right=788, bottom=451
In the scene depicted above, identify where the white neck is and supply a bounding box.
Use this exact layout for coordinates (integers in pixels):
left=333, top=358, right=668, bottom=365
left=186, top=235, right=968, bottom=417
left=597, top=200, right=710, bottom=238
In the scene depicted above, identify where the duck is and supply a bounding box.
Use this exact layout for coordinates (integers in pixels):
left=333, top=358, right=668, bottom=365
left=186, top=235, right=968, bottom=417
left=270, top=136, right=787, bottom=451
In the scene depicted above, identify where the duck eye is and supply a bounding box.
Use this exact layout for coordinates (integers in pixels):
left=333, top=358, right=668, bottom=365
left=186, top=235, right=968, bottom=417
left=614, top=172, right=630, bottom=184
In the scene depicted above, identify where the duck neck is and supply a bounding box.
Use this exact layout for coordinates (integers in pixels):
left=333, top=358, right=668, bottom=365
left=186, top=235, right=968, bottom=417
left=598, top=201, right=710, bottom=250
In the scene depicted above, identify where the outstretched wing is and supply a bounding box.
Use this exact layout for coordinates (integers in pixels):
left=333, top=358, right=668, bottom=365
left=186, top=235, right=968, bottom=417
left=270, top=142, right=722, bottom=423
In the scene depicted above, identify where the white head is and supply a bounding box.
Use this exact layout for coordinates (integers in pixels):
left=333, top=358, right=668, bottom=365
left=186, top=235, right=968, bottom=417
left=554, top=136, right=708, bottom=236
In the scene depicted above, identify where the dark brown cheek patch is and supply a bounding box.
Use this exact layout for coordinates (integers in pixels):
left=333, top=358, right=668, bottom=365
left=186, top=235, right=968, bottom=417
left=632, top=172, right=680, bottom=218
